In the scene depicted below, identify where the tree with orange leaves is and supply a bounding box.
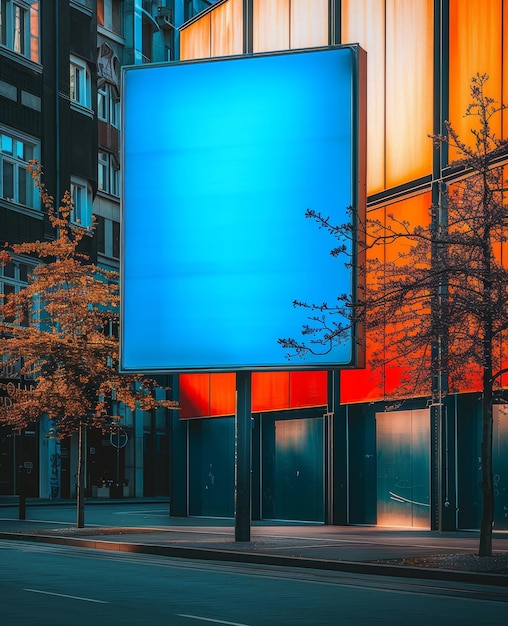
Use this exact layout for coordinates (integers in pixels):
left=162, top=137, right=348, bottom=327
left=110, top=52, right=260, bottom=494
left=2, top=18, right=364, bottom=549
left=0, top=162, right=178, bottom=527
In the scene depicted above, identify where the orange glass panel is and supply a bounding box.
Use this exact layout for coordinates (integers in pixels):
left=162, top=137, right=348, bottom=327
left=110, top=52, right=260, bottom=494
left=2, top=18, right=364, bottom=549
left=504, top=1, right=508, bottom=138
left=341, top=0, right=386, bottom=195
left=30, top=2, right=39, bottom=63
left=98, top=0, right=104, bottom=26
left=253, top=0, right=290, bottom=53
left=383, top=194, right=431, bottom=397
left=385, top=0, right=433, bottom=187
left=211, top=0, right=244, bottom=57
left=180, top=13, right=211, bottom=61
left=341, top=346, right=384, bottom=403
left=180, top=373, right=210, bottom=418
left=384, top=193, right=431, bottom=262
left=252, top=372, right=290, bottom=412
left=209, top=373, right=236, bottom=416
left=289, top=370, right=327, bottom=408
left=290, top=0, right=328, bottom=50
left=449, top=0, right=503, bottom=157
left=342, top=194, right=432, bottom=403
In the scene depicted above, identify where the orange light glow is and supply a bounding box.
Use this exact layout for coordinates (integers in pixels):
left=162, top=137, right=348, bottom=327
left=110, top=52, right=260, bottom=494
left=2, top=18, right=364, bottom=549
left=376, top=409, right=430, bottom=528
left=342, top=0, right=433, bottom=193
left=341, top=193, right=432, bottom=404
left=179, top=374, right=210, bottom=418
left=385, top=0, right=434, bottom=187
left=30, top=2, right=40, bottom=63
left=341, top=0, right=386, bottom=195
left=449, top=0, right=503, bottom=158
left=181, top=371, right=327, bottom=418
left=253, top=0, right=290, bottom=53
left=252, top=372, right=290, bottom=412
left=290, top=0, right=328, bottom=49
left=275, top=418, right=311, bottom=450
left=211, top=0, right=243, bottom=57
left=504, top=2, right=508, bottom=138
left=289, top=370, right=327, bottom=408
left=180, top=13, right=211, bottom=60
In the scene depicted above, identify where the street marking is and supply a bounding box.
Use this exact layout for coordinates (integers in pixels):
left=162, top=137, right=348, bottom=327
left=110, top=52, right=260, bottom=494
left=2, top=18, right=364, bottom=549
left=24, top=588, right=108, bottom=604
left=178, top=615, right=250, bottom=626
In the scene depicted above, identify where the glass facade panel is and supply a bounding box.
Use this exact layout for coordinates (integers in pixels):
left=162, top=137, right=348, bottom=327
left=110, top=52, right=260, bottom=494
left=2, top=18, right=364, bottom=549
left=180, top=13, right=211, bottom=60
left=341, top=193, right=431, bottom=403
left=262, top=415, right=324, bottom=521
left=209, top=373, right=235, bottom=416
left=288, top=370, right=327, bottom=408
left=211, top=0, right=243, bottom=57
left=341, top=0, right=386, bottom=194
left=252, top=372, right=289, bottom=412
left=189, top=417, right=235, bottom=517
left=2, top=160, right=14, bottom=199
left=449, top=0, right=503, bottom=157
left=253, top=0, right=289, bottom=53
left=290, top=0, right=328, bottom=50
left=385, top=0, right=433, bottom=187
left=504, top=3, right=508, bottom=138
left=180, top=373, right=210, bottom=418
left=493, top=405, right=508, bottom=529
left=377, top=409, right=430, bottom=528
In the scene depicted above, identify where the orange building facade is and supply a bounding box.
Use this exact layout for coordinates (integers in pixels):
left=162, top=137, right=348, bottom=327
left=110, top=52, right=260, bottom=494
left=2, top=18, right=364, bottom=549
left=169, top=0, right=508, bottom=530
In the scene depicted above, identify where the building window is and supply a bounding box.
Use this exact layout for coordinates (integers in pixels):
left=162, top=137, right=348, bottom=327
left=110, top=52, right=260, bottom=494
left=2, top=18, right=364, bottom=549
left=98, top=0, right=122, bottom=34
left=97, top=82, right=119, bottom=128
left=112, top=219, right=120, bottom=259
left=98, top=151, right=120, bottom=197
left=70, top=55, right=92, bottom=110
left=0, top=0, right=39, bottom=63
left=0, top=257, right=34, bottom=326
left=70, top=177, right=93, bottom=228
left=0, top=128, right=39, bottom=209
left=96, top=216, right=120, bottom=260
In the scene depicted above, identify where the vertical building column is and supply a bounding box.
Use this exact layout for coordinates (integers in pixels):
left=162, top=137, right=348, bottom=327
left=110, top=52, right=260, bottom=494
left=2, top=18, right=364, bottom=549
left=327, top=370, right=348, bottom=525
left=329, top=0, right=341, bottom=45
left=169, top=375, right=189, bottom=516
left=134, top=406, right=144, bottom=497
left=235, top=371, right=252, bottom=541
left=243, top=0, right=253, bottom=53
left=123, top=0, right=144, bottom=65
left=430, top=0, right=455, bottom=532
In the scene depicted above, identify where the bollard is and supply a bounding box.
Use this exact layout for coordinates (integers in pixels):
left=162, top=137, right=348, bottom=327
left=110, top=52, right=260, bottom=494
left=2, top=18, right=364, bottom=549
left=18, top=466, right=26, bottom=520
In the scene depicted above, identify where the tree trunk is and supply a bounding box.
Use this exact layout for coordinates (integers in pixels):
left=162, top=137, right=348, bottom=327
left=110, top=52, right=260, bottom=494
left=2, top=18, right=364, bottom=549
left=479, top=376, right=494, bottom=556
left=76, top=421, right=85, bottom=528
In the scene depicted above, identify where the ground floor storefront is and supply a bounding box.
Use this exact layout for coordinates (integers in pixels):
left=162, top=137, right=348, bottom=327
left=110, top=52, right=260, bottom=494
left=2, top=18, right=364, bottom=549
left=169, top=393, right=508, bottom=531
left=2, top=391, right=507, bottom=531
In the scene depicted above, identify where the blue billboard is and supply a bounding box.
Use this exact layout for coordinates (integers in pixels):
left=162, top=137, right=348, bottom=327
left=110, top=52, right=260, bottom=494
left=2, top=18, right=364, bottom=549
left=121, top=46, right=365, bottom=373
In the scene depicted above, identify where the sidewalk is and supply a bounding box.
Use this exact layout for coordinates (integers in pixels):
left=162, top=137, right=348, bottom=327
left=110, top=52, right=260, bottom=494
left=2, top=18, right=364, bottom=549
left=1, top=497, right=508, bottom=587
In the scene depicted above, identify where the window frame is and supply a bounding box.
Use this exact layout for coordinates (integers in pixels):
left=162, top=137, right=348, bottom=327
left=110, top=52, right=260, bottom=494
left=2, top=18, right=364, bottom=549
left=97, top=82, right=120, bottom=128
left=0, top=256, right=36, bottom=326
left=70, top=176, right=93, bottom=228
left=0, top=0, right=39, bottom=63
left=70, top=54, right=92, bottom=111
left=98, top=150, right=120, bottom=197
left=0, top=126, right=40, bottom=210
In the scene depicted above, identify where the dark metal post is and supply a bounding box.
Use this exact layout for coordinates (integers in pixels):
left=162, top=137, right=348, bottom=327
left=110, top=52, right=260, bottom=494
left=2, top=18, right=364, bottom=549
left=235, top=371, right=252, bottom=542
left=18, top=466, right=26, bottom=520
left=77, top=421, right=85, bottom=528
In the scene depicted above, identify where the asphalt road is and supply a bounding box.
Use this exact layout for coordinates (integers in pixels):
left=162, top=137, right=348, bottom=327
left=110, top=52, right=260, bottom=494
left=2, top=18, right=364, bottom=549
left=1, top=538, right=507, bottom=626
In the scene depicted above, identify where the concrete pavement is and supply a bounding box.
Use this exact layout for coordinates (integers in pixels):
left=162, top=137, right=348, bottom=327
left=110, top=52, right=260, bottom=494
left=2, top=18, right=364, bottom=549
left=1, top=497, right=508, bottom=587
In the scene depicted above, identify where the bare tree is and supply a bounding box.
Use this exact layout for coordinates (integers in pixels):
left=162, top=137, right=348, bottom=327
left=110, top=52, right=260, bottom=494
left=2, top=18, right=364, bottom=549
left=280, top=74, right=508, bottom=557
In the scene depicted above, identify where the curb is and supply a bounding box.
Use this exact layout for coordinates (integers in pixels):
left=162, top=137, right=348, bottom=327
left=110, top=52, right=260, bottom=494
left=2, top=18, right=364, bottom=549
left=1, top=531, right=507, bottom=588
left=0, top=498, right=169, bottom=508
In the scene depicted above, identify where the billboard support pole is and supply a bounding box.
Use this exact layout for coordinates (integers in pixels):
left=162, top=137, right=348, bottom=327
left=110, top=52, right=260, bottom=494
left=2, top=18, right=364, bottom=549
left=235, top=371, right=252, bottom=542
